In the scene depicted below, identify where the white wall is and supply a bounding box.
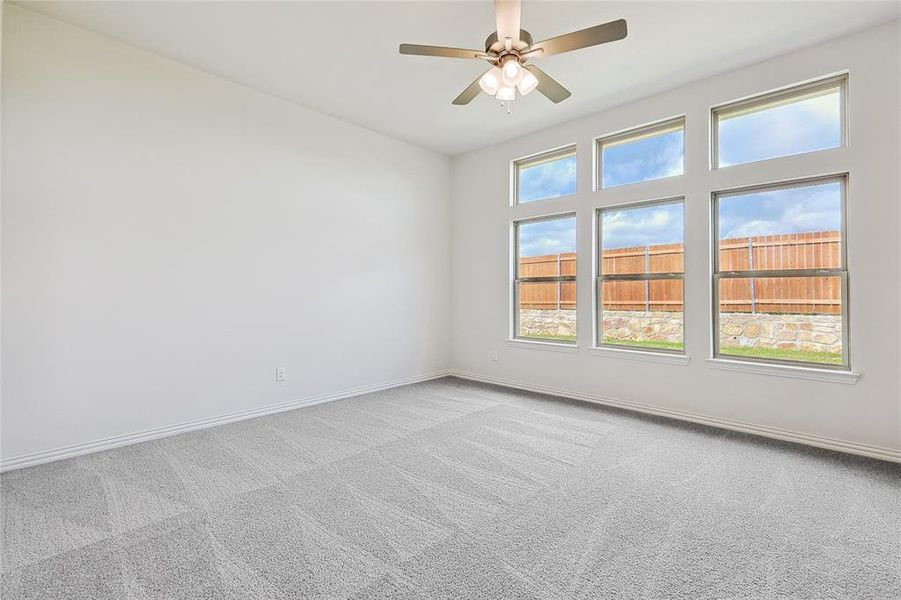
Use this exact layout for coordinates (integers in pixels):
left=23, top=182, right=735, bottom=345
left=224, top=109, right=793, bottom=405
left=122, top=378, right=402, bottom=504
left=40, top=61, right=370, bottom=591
left=3, top=6, right=899, bottom=467
left=450, top=21, right=901, bottom=456
left=1, top=5, right=450, bottom=463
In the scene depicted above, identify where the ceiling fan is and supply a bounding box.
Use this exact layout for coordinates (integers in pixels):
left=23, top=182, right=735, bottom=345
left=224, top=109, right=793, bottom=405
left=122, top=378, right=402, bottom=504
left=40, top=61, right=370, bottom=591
left=399, top=0, right=627, bottom=107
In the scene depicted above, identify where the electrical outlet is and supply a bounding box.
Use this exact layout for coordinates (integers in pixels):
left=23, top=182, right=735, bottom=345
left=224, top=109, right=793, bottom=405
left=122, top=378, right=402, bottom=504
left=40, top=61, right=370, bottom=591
left=275, top=367, right=287, bottom=382
left=490, top=350, right=499, bottom=362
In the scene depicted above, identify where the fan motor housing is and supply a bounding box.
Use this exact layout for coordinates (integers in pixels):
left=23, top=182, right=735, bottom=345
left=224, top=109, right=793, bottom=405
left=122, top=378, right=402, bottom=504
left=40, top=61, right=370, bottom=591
left=485, top=29, right=533, bottom=54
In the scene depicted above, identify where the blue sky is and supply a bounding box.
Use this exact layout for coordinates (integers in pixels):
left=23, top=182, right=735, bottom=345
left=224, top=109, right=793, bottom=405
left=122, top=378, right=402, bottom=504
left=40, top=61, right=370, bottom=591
left=602, top=128, right=683, bottom=188
left=519, top=216, right=576, bottom=257
left=599, top=183, right=842, bottom=247
left=517, top=91, right=841, bottom=253
left=520, top=183, right=840, bottom=255
left=519, top=154, right=576, bottom=203
left=603, top=203, right=684, bottom=250
left=718, top=90, right=840, bottom=166
left=719, top=181, right=841, bottom=240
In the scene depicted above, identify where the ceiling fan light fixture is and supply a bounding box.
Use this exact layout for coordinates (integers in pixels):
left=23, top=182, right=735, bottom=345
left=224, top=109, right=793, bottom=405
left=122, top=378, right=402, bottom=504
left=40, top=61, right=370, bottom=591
left=479, top=67, right=502, bottom=95
left=495, top=85, right=516, bottom=101
left=501, top=59, right=523, bottom=86
left=399, top=0, right=628, bottom=107
left=518, top=70, right=539, bottom=95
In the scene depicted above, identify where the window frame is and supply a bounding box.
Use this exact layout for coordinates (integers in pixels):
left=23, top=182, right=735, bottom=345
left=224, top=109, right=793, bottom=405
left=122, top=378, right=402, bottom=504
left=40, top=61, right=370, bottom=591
left=512, top=212, right=578, bottom=345
left=511, top=144, right=577, bottom=207
left=711, top=74, right=848, bottom=170
left=595, top=197, right=686, bottom=355
left=595, top=116, right=685, bottom=190
left=711, top=174, right=850, bottom=369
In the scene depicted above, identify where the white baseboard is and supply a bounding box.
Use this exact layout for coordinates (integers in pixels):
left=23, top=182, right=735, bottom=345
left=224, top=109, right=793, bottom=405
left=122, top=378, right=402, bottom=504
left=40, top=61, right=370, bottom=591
left=5, top=368, right=897, bottom=471
left=0, top=370, right=451, bottom=473
left=448, top=370, right=901, bottom=464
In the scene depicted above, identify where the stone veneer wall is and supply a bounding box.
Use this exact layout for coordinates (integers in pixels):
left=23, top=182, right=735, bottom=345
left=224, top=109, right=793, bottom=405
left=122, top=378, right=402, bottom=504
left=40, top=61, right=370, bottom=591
left=519, top=309, right=578, bottom=339
left=519, top=309, right=842, bottom=354
left=602, top=311, right=683, bottom=345
left=718, top=313, right=842, bottom=354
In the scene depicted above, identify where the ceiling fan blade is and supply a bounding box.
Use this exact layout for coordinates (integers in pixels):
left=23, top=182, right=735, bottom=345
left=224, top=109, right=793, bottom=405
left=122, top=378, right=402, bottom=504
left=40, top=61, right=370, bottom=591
left=532, top=19, right=627, bottom=57
left=495, top=0, right=522, bottom=43
left=452, top=73, right=486, bottom=105
left=524, top=65, right=571, bottom=103
left=399, top=44, right=485, bottom=60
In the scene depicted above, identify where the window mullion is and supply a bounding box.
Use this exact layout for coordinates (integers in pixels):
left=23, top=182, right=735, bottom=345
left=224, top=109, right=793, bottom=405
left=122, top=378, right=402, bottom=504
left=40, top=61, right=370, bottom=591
left=601, top=273, right=685, bottom=282
left=715, top=268, right=845, bottom=279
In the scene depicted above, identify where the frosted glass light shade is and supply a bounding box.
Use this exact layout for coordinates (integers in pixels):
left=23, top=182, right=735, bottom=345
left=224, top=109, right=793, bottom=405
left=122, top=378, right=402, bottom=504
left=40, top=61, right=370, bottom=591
left=518, top=70, right=538, bottom=95
left=479, top=68, right=501, bottom=95
left=496, top=85, right=516, bottom=101
left=501, top=60, right=523, bottom=86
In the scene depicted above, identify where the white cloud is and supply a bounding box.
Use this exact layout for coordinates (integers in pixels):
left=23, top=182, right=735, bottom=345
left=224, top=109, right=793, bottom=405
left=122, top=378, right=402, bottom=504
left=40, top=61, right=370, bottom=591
left=718, top=92, right=840, bottom=165
left=603, top=204, right=683, bottom=249
left=719, top=185, right=841, bottom=239
left=519, top=217, right=576, bottom=256
left=603, top=135, right=683, bottom=187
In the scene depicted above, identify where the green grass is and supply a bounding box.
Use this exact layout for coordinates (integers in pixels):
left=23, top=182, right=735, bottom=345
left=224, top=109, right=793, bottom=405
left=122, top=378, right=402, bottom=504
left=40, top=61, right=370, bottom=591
left=520, top=335, right=842, bottom=365
left=606, top=339, right=842, bottom=365
left=519, top=333, right=577, bottom=343
left=603, top=338, right=684, bottom=352
left=719, top=345, right=843, bottom=365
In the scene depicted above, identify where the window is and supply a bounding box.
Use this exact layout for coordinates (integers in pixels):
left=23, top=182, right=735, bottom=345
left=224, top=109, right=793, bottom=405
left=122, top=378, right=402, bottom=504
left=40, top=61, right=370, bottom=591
left=713, top=75, right=845, bottom=168
left=513, top=146, right=577, bottom=205
left=713, top=176, right=847, bottom=367
left=513, top=214, right=577, bottom=343
left=597, top=199, right=685, bottom=352
left=597, top=117, right=684, bottom=189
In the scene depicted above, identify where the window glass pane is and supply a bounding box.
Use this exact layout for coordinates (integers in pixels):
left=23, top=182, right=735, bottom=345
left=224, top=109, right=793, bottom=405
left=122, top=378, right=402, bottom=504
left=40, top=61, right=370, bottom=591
left=517, top=216, right=577, bottom=343
left=519, top=253, right=576, bottom=278
left=717, top=84, right=841, bottom=167
left=718, top=181, right=842, bottom=271
left=599, top=201, right=684, bottom=352
left=517, top=151, right=576, bottom=204
left=718, top=275, right=843, bottom=365
left=602, top=203, right=684, bottom=275
left=518, top=216, right=577, bottom=261
left=518, top=281, right=577, bottom=342
left=600, top=121, right=684, bottom=188
left=601, top=279, right=683, bottom=351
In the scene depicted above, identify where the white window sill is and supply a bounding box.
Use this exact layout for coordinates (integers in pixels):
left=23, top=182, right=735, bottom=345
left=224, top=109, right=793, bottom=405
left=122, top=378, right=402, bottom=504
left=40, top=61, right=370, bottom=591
left=589, top=346, right=690, bottom=365
left=705, top=358, right=860, bottom=384
left=506, top=339, right=579, bottom=353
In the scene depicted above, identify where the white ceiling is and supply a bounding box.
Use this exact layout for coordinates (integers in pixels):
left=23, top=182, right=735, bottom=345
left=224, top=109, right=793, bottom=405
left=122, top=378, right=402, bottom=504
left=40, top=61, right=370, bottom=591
left=14, top=1, right=900, bottom=156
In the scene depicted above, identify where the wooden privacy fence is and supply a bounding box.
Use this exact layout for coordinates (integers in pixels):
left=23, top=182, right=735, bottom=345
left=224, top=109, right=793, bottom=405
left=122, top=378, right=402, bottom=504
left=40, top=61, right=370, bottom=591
left=519, top=230, right=841, bottom=314
left=519, top=254, right=577, bottom=310
left=718, top=230, right=841, bottom=314
left=601, top=242, right=683, bottom=312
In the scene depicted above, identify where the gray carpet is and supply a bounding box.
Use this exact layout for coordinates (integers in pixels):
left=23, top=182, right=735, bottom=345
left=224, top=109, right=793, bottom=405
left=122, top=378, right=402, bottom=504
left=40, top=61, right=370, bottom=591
left=1, top=377, right=899, bottom=599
